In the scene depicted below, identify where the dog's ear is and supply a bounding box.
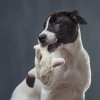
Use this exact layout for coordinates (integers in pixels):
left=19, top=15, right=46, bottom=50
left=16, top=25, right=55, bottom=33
left=69, top=10, right=87, bottom=25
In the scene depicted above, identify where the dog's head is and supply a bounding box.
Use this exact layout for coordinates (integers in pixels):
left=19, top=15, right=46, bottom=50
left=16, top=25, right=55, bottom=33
left=38, top=10, right=87, bottom=52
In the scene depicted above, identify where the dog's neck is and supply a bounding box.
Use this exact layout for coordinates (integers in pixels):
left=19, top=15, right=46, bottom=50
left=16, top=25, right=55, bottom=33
left=64, top=26, right=83, bottom=55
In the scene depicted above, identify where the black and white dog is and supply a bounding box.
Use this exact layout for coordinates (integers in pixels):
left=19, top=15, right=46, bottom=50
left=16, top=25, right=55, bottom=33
left=11, top=10, right=91, bottom=100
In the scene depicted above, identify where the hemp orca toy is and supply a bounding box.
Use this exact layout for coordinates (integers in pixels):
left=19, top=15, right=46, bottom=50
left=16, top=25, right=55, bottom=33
left=28, top=44, right=65, bottom=85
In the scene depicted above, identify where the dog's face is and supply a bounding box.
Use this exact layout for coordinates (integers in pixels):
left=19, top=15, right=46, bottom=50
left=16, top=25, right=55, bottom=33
left=38, top=10, right=87, bottom=52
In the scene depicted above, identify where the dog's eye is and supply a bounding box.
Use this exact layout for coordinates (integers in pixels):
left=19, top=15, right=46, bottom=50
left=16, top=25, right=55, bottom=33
left=55, top=20, right=61, bottom=25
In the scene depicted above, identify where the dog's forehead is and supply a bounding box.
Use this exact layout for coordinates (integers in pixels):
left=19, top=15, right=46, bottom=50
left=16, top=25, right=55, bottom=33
left=44, top=11, right=71, bottom=26
left=49, top=11, right=70, bottom=20
left=43, top=11, right=69, bottom=29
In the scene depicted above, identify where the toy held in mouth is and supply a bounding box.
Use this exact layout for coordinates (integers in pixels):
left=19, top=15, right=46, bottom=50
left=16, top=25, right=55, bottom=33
left=28, top=44, right=65, bottom=85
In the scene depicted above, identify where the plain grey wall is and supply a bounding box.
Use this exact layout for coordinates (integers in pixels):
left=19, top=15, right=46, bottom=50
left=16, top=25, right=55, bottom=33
left=0, top=0, right=100, bottom=100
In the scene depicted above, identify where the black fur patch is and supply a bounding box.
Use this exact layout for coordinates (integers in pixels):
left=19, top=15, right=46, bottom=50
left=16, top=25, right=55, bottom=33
left=26, top=76, right=35, bottom=88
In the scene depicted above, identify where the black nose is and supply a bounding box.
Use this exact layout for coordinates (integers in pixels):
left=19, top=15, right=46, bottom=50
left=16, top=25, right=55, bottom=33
left=38, top=34, right=46, bottom=43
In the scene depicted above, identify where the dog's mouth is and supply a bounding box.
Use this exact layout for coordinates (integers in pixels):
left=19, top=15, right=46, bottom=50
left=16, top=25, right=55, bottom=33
left=48, top=40, right=61, bottom=52
left=39, top=38, right=61, bottom=52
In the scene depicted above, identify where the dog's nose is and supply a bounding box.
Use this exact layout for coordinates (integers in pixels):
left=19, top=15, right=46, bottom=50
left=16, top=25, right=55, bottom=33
left=38, top=34, right=46, bottom=43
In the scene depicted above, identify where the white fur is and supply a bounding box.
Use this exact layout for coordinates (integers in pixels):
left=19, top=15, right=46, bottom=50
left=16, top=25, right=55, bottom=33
left=11, top=18, right=91, bottom=100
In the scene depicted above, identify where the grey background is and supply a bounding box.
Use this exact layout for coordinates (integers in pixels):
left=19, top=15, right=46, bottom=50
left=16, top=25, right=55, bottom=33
left=0, top=0, right=99, bottom=100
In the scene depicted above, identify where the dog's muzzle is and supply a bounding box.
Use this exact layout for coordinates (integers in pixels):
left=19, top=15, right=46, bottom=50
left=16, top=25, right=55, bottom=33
left=38, top=34, right=61, bottom=52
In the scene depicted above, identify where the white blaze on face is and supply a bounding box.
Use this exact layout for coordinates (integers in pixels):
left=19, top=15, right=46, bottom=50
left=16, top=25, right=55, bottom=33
left=45, top=17, right=51, bottom=30
left=39, top=17, right=57, bottom=44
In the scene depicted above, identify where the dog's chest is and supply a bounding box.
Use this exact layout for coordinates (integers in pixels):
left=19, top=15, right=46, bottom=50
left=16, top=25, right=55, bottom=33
left=50, top=50, right=76, bottom=83
left=46, top=51, right=83, bottom=100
